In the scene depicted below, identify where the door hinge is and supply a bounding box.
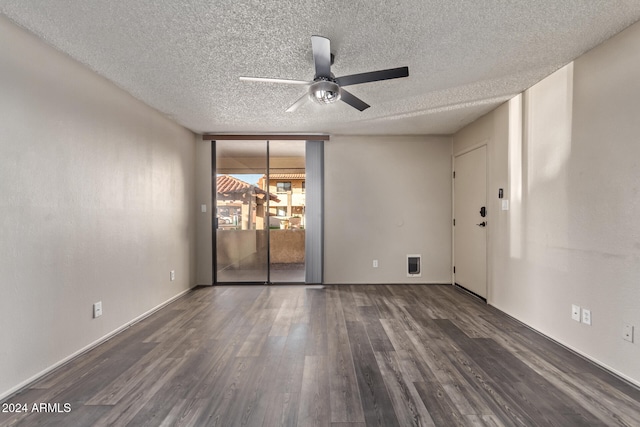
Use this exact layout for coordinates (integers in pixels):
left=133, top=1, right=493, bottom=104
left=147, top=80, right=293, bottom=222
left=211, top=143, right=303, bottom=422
left=453, top=218, right=456, bottom=226
left=453, top=171, right=456, bottom=179
left=453, top=266, right=456, bottom=274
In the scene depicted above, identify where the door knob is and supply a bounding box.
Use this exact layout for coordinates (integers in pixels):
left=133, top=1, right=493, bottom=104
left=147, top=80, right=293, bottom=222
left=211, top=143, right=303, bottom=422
left=476, top=221, right=486, bottom=227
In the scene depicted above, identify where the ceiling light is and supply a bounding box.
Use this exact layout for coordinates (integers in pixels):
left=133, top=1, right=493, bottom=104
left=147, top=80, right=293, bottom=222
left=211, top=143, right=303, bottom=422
left=309, top=80, right=341, bottom=105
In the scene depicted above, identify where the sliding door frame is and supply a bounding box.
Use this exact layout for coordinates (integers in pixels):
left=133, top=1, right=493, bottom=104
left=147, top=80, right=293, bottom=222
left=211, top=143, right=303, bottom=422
left=208, top=135, right=328, bottom=285
left=212, top=141, right=217, bottom=284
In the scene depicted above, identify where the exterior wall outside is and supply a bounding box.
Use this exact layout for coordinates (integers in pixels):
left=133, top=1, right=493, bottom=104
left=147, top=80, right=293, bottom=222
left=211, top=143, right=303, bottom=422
left=0, top=16, right=197, bottom=399
left=270, top=230, right=305, bottom=263
left=453, top=19, right=640, bottom=386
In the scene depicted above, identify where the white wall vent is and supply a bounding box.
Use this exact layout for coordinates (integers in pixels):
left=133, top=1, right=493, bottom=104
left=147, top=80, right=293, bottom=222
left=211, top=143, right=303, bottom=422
left=407, top=254, right=421, bottom=277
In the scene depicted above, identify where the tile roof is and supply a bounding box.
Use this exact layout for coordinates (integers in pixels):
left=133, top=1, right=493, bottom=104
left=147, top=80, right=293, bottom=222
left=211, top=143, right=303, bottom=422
left=216, top=175, right=279, bottom=201
left=268, top=173, right=305, bottom=179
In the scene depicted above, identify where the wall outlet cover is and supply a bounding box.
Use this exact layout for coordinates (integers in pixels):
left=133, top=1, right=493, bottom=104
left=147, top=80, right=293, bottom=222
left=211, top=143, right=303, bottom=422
left=623, top=324, right=634, bottom=343
left=582, top=308, right=591, bottom=325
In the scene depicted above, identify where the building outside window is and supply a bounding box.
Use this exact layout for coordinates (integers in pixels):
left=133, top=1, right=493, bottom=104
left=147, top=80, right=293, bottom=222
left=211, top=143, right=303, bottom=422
left=276, top=181, right=292, bottom=193
left=260, top=174, right=306, bottom=228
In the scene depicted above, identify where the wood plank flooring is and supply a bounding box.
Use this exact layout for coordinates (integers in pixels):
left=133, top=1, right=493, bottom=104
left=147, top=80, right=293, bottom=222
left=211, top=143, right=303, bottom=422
left=2, top=284, right=640, bottom=426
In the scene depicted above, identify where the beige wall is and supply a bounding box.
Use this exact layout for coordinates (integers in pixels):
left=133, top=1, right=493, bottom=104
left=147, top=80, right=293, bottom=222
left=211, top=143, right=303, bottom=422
left=325, top=135, right=452, bottom=284
left=195, top=140, right=213, bottom=284
left=453, top=21, right=640, bottom=386
left=0, top=16, right=197, bottom=399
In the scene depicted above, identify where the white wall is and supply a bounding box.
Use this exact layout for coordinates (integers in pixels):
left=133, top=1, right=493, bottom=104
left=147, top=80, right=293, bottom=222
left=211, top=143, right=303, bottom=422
left=454, top=20, right=640, bottom=385
left=0, top=16, right=197, bottom=399
left=324, top=135, right=452, bottom=284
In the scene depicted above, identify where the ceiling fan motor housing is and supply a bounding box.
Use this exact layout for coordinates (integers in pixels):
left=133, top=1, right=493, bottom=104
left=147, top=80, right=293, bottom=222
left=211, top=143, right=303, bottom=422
left=309, top=78, right=341, bottom=104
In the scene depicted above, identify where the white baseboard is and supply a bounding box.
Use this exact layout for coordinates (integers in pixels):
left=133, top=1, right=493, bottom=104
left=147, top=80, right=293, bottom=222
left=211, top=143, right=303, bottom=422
left=543, top=333, right=640, bottom=389
left=1, top=286, right=194, bottom=402
left=488, top=303, right=640, bottom=390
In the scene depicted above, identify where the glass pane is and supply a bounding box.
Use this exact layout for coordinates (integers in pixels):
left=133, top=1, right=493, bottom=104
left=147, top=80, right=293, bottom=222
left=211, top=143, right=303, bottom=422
left=268, top=141, right=306, bottom=283
left=215, top=141, right=268, bottom=283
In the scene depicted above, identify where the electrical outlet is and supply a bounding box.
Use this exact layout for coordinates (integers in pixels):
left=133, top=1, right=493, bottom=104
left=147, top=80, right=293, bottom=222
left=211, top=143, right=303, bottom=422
left=373, top=260, right=379, bottom=268
left=623, top=324, right=634, bottom=343
left=170, top=270, right=175, bottom=281
left=93, top=301, right=102, bottom=318
left=582, top=308, right=591, bottom=325
left=571, top=304, right=581, bottom=322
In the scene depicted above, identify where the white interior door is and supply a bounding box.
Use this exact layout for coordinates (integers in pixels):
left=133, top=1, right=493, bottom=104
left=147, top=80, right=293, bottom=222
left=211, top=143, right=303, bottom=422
left=454, top=145, right=487, bottom=298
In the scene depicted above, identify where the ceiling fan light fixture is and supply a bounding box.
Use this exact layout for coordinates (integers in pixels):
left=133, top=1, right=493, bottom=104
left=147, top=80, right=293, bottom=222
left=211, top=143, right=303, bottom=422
left=240, top=36, right=408, bottom=112
left=309, top=80, right=341, bottom=105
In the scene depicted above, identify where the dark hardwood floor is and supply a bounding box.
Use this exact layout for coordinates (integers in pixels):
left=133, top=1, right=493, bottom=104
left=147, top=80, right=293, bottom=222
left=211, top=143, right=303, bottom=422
left=2, top=284, right=640, bottom=426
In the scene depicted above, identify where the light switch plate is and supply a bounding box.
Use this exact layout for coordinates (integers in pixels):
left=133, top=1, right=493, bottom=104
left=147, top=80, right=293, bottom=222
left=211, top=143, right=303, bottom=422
left=623, top=324, right=634, bottom=343
left=93, top=301, right=102, bottom=318
left=571, top=304, right=580, bottom=322
left=501, top=200, right=510, bottom=210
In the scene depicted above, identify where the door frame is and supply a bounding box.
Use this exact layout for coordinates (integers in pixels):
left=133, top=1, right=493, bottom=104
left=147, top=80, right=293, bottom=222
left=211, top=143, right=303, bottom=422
left=210, top=137, right=324, bottom=285
left=452, top=141, right=489, bottom=300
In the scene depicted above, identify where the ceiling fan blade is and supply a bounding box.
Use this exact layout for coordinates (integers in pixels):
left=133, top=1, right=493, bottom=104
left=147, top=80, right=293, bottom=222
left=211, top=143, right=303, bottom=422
left=239, top=76, right=311, bottom=85
left=285, top=92, right=309, bottom=113
left=311, top=35, right=331, bottom=78
left=336, top=66, right=409, bottom=87
left=340, top=89, right=370, bottom=111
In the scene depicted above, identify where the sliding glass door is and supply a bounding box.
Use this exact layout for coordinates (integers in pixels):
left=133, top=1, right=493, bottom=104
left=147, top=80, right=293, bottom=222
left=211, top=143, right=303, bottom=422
left=215, top=140, right=269, bottom=283
left=268, top=141, right=306, bottom=283
left=214, top=139, right=316, bottom=284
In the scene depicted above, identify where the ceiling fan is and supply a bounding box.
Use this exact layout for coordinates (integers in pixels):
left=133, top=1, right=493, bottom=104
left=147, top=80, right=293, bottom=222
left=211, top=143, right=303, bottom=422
left=239, top=36, right=409, bottom=112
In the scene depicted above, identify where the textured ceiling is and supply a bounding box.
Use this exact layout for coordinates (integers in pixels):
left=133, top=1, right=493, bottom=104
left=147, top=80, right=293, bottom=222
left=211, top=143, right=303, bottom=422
left=2, top=1, right=640, bottom=136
